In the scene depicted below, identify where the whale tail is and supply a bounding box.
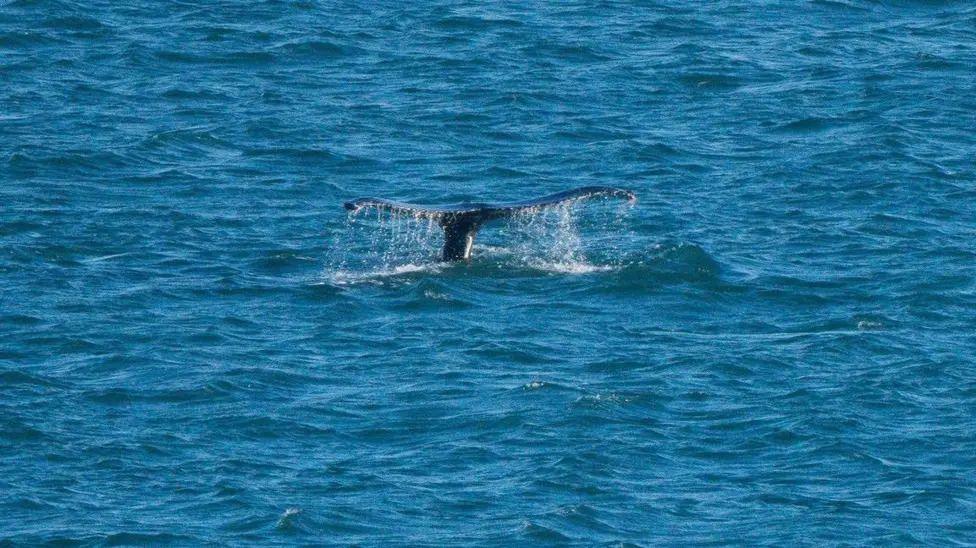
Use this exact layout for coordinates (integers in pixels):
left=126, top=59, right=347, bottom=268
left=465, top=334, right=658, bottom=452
left=344, top=186, right=636, bottom=261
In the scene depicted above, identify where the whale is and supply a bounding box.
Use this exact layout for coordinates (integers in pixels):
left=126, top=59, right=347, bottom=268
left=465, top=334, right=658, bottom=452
left=344, top=186, right=636, bottom=261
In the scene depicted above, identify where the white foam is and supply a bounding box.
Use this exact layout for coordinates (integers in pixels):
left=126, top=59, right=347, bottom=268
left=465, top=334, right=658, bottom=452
left=523, top=258, right=615, bottom=274
left=324, top=262, right=444, bottom=285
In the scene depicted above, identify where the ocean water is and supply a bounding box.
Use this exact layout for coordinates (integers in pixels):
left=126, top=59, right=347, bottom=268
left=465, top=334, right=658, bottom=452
left=2, top=0, right=975, bottom=545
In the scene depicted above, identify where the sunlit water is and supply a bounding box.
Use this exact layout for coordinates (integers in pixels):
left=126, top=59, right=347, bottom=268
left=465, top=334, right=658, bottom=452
left=2, top=1, right=975, bottom=545
left=327, top=198, right=631, bottom=282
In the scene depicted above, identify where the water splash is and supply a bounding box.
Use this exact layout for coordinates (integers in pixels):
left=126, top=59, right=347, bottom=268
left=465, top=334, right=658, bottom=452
left=501, top=203, right=612, bottom=273
left=276, top=507, right=302, bottom=531
left=323, top=205, right=443, bottom=283
left=324, top=198, right=636, bottom=282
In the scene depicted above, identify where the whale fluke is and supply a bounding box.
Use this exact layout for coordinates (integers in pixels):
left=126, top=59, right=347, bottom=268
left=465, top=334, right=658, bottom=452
left=344, top=186, right=636, bottom=261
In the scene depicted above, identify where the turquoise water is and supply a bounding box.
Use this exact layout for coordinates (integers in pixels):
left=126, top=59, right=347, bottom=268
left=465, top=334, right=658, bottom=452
left=3, top=1, right=976, bottom=545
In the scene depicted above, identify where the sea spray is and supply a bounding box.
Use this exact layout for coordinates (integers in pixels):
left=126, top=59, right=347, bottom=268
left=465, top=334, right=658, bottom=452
left=325, top=196, right=637, bottom=281
left=324, top=205, right=443, bottom=283
left=504, top=202, right=590, bottom=271
left=502, top=198, right=639, bottom=272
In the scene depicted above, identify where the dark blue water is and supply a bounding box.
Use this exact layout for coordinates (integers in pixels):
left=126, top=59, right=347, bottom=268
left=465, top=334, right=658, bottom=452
left=3, top=1, right=976, bottom=545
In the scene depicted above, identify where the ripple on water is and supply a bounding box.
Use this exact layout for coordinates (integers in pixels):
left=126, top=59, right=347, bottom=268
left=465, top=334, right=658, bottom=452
left=2, top=0, right=974, bottom=545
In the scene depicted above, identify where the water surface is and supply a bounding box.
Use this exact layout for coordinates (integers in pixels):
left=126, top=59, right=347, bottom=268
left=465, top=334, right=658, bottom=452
left=2, top=0, right=975, bottom=545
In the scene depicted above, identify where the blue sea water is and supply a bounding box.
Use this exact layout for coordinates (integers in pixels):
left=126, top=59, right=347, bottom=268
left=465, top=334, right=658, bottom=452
left=2, top=0, right=976, bottom=545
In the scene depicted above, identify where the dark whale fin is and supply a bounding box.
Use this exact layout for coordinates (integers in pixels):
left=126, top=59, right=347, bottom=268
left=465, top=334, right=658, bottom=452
left=344, top=186, right=636, bottom=261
